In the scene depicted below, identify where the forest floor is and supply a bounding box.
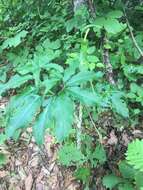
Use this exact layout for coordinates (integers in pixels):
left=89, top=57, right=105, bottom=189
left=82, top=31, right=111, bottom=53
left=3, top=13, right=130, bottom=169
left=0, top=98, right=143, bottom=190
left=0, top=98, right=80, bottom=190
left=0, top=133, right=80, bottom=190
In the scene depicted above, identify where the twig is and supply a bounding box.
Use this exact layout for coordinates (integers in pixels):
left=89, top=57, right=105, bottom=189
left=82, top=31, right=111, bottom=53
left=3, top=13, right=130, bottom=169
left=85, top=107, right=102, bottom=144
left=124, top=12, right=143, bottom=57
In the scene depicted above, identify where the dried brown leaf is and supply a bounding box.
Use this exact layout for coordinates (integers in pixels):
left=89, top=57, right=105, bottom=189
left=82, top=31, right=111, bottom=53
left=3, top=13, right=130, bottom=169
left=107, top=130, right=118, bottom=145
left=25, top=173, right=33, bottom=190
left=0, top=170, right=9, bottom=178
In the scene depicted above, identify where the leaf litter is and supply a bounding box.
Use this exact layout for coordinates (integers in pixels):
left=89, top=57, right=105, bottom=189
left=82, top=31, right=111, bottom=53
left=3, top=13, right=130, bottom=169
left=0, top=98, right=142, bottom=190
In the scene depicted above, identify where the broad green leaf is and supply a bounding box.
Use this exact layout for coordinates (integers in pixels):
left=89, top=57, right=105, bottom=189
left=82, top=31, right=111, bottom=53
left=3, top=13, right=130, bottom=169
left=126, top=139, right=143, bottom=172
left=96, top=62, right=105, bottom=68
left=118, top=183, right=134, bottom=190
left=68, top=87, right=101, bottom=106
left=0, top=67, right=7, bottom=82
left=42, top=78, right=60, bottom=94
left=66, top=18, right=76, bottom=32
left=94, top=16, right=125, bottom=34
left=43, top=38, right=61, bottom=49
left=104, top=19, right=125, bottom=34
left=94, top=17, right=105, bottom=29
left=0, top=153, right=7, bottom=166
left=52, top=94, right=74, bottom=141
left=0, top=133, right=7, bottom=145
left=119, top=160, right=135, bottom=179
left=87, top=55, right=99, bottom=63
left=107, top=10, right=123, bottom=18
left=103, top=174, right=123, bottom=189
left=6, top=94, right=41, bottom=137
left=93, top=144, right=106, bottom=164
left=130, top=83, right=143, bottom=102
left=0, top=74, right=33, bottom=95
left=43, top=63, right=64, bottom=73
left=111, top=92, right=129, bottom=118
left=1, top=30, right=28, bottom=49
left=87, top=46, right=95, bottom=54
left=135, top=172, right=143, bottom=189
left=6, top=87, right=35, bottom=108
left=33, top=99, right=53, bottom=145
left=32, top=67, right=41, bottom=87
left=49, top=39, right=61, bottom=49
left=74, top=167, right=90, bottom=183
left=16, top=63, right=33, bottom=75
left=63, top=65, right=76, bottom=82
left=66, top=71, right=103, bottom=86
left=32, top=55, right=64, bottom=73
left=123, top=64, right=143, bottom=80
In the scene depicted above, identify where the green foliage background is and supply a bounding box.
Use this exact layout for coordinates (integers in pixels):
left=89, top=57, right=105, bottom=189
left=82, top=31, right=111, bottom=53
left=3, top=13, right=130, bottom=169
left=0, top=0, right=143, bottom=189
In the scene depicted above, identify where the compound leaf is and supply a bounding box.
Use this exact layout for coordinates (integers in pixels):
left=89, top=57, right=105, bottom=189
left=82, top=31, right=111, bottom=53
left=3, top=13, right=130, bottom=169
left=33, top=99, right=53, bottom=145
left=0, top=74, right=33, bottom=95
left=52, top=94, right=74, bottom=141
left=66, top=71, right=103, bottom=86
left=111, top=92, right=129, bottom=118
left=68, top=87, right=101, bottom=106
left=1, top=30, right=28, bottom=49
left=6, top=94, right=42, bottom=137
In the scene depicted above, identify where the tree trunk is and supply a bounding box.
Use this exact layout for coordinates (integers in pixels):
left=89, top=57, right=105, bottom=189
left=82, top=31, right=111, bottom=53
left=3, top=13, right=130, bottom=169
left=103, top=32, right=115, bottom=85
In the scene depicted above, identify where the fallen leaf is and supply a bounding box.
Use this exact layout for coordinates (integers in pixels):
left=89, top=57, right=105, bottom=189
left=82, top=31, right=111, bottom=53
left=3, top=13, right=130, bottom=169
left=0, top=170, right=8, bottom=178
left=25, top=173, right=33, bottom=190
left=107, top=130, right=118, bottom=145
left=132, top=130, right=143, bottom=138
left=15, top=159, right=22, bottom=166
left=36, top=183, right=44, bottom=190
left=122, top=133, right=130, bottom=146
left=30, top=156, right=39, bottom=167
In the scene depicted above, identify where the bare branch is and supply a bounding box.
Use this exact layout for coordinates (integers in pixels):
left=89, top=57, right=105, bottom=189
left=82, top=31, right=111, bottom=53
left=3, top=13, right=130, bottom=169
left=85, top=107, right=103, bottom=144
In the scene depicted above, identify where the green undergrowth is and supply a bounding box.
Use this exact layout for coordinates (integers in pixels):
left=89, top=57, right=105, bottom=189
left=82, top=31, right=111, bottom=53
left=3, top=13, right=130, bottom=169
left=0, top=0, right=143, bottom=189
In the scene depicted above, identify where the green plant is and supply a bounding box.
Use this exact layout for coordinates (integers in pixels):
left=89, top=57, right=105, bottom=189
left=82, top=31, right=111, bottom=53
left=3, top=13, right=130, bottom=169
left=58, top=143, right=85, bottom=166
left=102, top=139, right=143, bottom=190
left=0, top=153, right=7, bottom=166
left=103, top=160, right=143, bottom=190
left=126, top=139, right=143, bottom=172
left=0, top=0, right=143, bottom=189
left=0, top=33, right=130, bottom=145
